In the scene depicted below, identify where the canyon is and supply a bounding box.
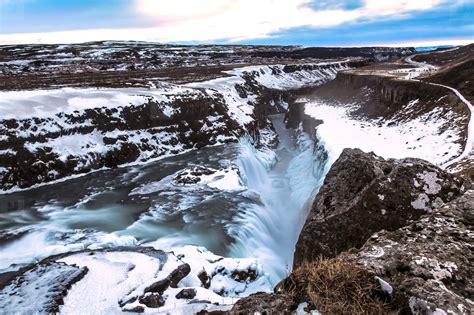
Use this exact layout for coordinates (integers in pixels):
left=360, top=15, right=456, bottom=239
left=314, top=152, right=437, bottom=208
left=0, top=43, right=472, bottom=314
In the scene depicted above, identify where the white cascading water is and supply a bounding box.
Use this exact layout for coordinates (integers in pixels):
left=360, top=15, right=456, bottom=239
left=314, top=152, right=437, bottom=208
left=228, top=115, right=330, bottom=286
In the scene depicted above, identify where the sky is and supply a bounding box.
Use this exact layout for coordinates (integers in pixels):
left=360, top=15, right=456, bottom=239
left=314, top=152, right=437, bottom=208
left=0, top=0, right=472, bottom=46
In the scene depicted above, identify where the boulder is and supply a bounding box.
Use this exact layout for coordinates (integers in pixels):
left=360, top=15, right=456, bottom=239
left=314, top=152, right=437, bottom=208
left=144, top=263, right=191, bottom=294
left=294, top=148, right=465, bottom=266
left=175, top=288, right=197, bottom=299
left=139, top=293, right=165, bottom=308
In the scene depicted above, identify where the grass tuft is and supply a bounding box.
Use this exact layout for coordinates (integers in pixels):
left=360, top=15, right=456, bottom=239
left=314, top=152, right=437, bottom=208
left=280, top=258, right=392, bottom=314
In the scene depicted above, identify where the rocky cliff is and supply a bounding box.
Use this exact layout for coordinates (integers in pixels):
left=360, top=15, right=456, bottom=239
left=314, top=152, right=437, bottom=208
left=294, top=148, right=465, bottom=265
left=231, top=149, right=471, bottom=314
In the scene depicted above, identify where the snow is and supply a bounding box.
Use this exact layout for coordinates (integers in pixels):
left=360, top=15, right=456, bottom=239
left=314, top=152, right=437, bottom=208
left=305, top=101, right=462, bottom=166
left=188, top=61, right=351, bottom=127
left=375, top=276, right=393, bottom=295
left=396, top=56, right=439, bottom=79
left=428, top=82, right=474, bottom=169
left=0, top=223, right=140, bottom=272
left=131, top=165, right=245, bottom=195
left=166, top=245, right=271, bottom=297
left=0, top=262, right=86, bottom=314
left=60, top=252, right=163, bottom=314
left=206, top=168, right=243, bottom=190
left=87, top=234, right=138, bottom=250
left=0, top=149, right=15, bottom=155
left=230, top=61, right=349, bottom=90
left=401, top=55, right=473, bottom=169
left=0, top=84, right=198, bottom=120
left=188, top=76, right=255, bottom=126
left=0, top=59, right=33, bottom=66
left=296, top=302, right=321, bottom=315
left=54, top=246, right=271, bottom=314
left=25, top=131, right=107, bottom=162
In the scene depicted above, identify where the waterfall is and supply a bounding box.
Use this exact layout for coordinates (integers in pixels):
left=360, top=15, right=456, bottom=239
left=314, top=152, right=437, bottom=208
left=227, top=117, right=330, bottom=286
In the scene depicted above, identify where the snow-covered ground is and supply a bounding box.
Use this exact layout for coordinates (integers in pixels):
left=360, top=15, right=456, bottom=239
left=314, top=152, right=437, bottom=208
left=305, top=100, right=464, bottom=166
left=398, top=55, right=474, bottom=169
left=397, top=56, right=439, bottom=79
left=0, top=61, right=349, bottom=123
left=0, top=245, right=270, bottom=314
left=130, top=165, right=245, bottom=195
left=332, top=54, right=473, bottom=170
left=0, top=84, right=196, bottom=120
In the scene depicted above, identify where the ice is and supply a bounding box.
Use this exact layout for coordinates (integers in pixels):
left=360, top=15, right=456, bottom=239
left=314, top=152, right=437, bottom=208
left=53, top=246, right=271, bottom=314
left=131, top=165, right=244, bottom=195
left=0, top=224, right=140, bottom=272
left=168, top=245, right=271, bottom=297
left=206, top=168, right=244, bottom=191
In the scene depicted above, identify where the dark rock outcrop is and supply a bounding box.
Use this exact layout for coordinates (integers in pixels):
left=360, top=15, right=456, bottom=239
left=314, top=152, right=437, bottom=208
left=197, top=270, right=211, bottom=289
left=294, top=148, right=465, bottom=266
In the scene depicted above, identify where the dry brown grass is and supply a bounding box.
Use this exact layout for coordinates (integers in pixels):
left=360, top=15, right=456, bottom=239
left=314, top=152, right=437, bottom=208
left=280, top=258, right=391, bottom=314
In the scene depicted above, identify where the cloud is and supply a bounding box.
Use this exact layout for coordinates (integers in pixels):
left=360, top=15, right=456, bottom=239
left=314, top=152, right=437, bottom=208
left=0, top=0, right=465, bottom=44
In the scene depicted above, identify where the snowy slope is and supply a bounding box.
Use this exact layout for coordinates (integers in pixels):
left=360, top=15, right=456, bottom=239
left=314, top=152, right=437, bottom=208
left=305, top=100, right=464, bottom=166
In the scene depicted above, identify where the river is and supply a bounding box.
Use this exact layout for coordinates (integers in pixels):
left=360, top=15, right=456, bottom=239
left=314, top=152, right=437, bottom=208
left=0, top=114, right=328, bottom=288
